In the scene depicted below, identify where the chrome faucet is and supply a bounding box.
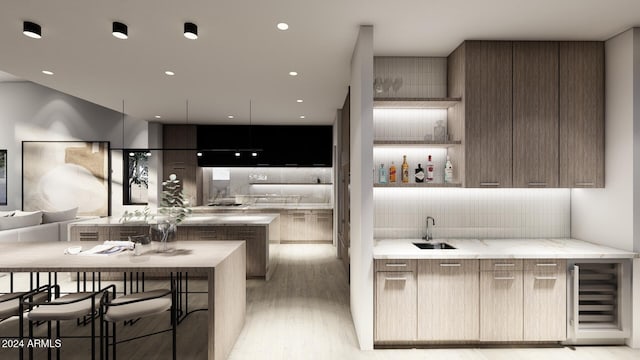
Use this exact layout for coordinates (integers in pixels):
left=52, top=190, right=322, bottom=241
left=422, top=216, right=435, bottom=241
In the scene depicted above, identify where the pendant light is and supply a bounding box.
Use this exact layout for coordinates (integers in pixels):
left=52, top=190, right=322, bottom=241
left=249, top=100, right=258, bottom=157
left=184, top=22, right=198, bottom=40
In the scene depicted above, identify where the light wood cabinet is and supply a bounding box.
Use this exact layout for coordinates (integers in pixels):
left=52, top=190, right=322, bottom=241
left=512, top=42, right=559, bottom=188
left=480, top=260, right=523, bottom=341
left=281, top=210, right=333, bottom=243
left=559, top=42, right=605, bottom=188
left=461, top=41, right=513, bottom=188
left=417, top=259, right=479, bottom=341
left=523, top=259, right=567, bottom=341
left=69, top=225, right=109, bottom=242
left=109, top=226, right=148, bottom=241
left=375, top=271, right=417, bottom=342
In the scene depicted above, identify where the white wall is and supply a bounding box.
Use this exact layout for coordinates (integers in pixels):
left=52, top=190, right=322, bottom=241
left=571, top=28, right=640, bottom=347
left=350, top=25, right=374, bottom=351
left=0, top=81, right=148, bottom=214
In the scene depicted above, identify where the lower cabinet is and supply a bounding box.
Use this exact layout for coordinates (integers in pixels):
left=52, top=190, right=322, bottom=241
left=375, top=270, right=417, bottom=341
left=480, top=260, right=524, bottom=341
left=281, top=210, right=333, bottom=242
left=417, top=259, right=479, bottom=341
left=374, top=258, right=567, bottom=345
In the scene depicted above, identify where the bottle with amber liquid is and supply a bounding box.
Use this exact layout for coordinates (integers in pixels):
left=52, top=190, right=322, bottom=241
left=389, top=161, right=397, bottom=183
left=401, top=155, right=409, bottom=183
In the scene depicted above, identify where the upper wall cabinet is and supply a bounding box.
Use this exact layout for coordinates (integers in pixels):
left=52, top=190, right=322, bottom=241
left=449, top=41, right=513, bottom=188
left=163, top=124, right=203, bottom=206
left=448, top=40, right=604, bottom=188
left=559, top=42, right=605, bottom=188
left=513, top=42, right=559, bottom=188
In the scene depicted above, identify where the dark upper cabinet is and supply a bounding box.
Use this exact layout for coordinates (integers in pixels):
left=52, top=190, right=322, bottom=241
left=462, top=41, right=513, bottom=188
left=197, top=125, right=333, bottom=167
left=512, top=41, right=559, bottom=188
left=559, top=42, right=605, bottom=188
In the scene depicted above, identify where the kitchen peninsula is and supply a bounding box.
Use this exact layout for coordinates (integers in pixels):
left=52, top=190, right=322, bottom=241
left=68, top=213, right=280, bottom=279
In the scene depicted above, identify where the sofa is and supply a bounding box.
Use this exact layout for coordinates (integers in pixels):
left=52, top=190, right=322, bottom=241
left=0, top=208, right=88, bottom=243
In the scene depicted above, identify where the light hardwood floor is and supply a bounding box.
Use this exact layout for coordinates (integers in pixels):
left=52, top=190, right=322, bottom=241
left=2, top=244, right=640, bottom=359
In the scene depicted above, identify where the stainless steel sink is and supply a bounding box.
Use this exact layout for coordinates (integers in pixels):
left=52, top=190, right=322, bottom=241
left=413, top=242, right=456, bottom=250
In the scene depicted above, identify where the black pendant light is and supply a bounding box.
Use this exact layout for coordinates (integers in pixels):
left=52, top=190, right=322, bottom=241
left=112, top=21, right=128, bottom=39
left=23, top=21, right=41, bottom=39
left=184, top=22, right=198, bottom=40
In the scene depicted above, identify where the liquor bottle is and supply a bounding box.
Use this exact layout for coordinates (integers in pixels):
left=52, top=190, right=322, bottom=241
left=401, top=155, right=409, bottom=183
left=378, top=163, right=387, bottom=184
left=389, top=161, right=397, bottom=183
left=444, top=156, right=454, bottom=183
left=426, top=155, right=434, bottom=182
left=415, top=164, right=425, bottom=183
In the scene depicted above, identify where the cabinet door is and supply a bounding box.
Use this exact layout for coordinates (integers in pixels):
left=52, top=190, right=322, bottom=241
left=464, top=41, right=513, bottom=188
left=315, top=210, right=333, bottom=242
left=69, top=226, right=109, bottom=241
left=480, top=268, right=523, bottom=341
left=162, top=124, right=203, bottom=205
left=375, top=271, right=417, bottom=342
left=513, top=42, right=559, bottom=188
left=110, top=226, right=148, bottom=241
left=559, top=42, right=604, bottom=188
left=226, top=227, right=267, bottom=277
left=417, top=260, right=479, bottom=341
left=523, top=260, right=567, bottom=341
left=187, top=226, right=225, bottom=240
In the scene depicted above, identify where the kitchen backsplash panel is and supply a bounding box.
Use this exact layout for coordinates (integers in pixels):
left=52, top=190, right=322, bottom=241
left=374, top=108, right=448, bottom=141
left=374, top=188, right=570, bottom=239
left=373, top=57, right=447, bottom=98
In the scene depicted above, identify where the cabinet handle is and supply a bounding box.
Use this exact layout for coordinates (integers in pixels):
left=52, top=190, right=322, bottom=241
left=385, top=263, right=407, bottom=267
left=480, top=182, right=500, bottom=186
left=535, top=276, right=558, bottom=280
left=528, top=182, right=547, bottom=187
left=494, top=263, right=515, bottom=267
left=494, top=276, right=515, bottom=280
left=384, top=277, right=407, bottom=281
left=440, top=263, right=461, bottom=267
left=575, top=182, right=594, bottom=187
left=536, top=263, right=557, bottom=267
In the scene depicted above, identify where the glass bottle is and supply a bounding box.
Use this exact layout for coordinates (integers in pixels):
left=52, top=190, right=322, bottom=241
left=426, top=155, right=434, bottom=182
left=401, top=155, right=409, bottom=183
left=415, top=164, right=425, bottom=183
left=378, top=163, right=387, bottom=184
left=389, top=161, right=397, bottom=183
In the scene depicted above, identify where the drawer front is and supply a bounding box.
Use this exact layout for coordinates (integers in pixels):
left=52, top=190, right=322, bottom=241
left=187, top=227, right=226, bottom=240
left=375, top=271, right=417, bottom=342
left=111, top=226, right=148, bottom=241
left=421, top=259, right=479, bottom=273
left=481, top=259, right=523, bottom=271
left=375, top=259, right=417, bottom=272
left=524, top=259, right=566, bottom=273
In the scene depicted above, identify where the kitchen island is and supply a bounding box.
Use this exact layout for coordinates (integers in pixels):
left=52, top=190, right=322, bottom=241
left=69, top=213, right=280, bottom=279
left=0, top=240, right=246, bottom=360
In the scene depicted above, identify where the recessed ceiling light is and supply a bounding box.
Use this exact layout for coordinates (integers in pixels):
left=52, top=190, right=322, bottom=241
left=165, top=71, right=175, bottom=76
left=276, top=23, right=289, bottom=31
left=41, top=70, right=54, bottom=75
left=23, top=21, right=42, bottom=39
left=296, top=99, right=303, bottom=103
left=128, top=152, right=135, bottom=157
left=234, top=152, right=241, bottom=157
left=184, top=22, right=198, bottom=40
left=154, top=115, right=161, bottom=119
left=145, top=152, right=152, bottom=157
left=112, top=21, right=128, bottom=40
left=227, top=115, right=234, bottom=119
left=197, top=152, right=203, bottom=157
left=251, top=152, right=258, bottom=157
left=289, top=71, right=298, bottom=76
left=300, top=115, right=305, bottom=119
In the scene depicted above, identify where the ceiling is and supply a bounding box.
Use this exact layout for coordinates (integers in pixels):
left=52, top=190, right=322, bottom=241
left=0, top=0, right=639, bottom=125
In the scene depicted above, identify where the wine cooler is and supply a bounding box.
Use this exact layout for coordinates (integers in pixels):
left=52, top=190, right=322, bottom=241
left=566, top=260, right=631, bottom=345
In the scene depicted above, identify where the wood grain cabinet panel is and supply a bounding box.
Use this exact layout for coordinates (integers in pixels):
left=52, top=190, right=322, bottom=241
left=375, top=271, right=417, bottom=342
left=464, top=41, right=513, bottom=188
left=523, top=259, right=567, bottom=341
left=110, top=226, right=149, bottom=241
left=162, top=124, right=203, bottom=206
left=513, top=41, right=559, bottom=188
left=417, top=259, right=479, bottom=341
left=559, top=42, right=604, bottom=188
left=69, top=226, right=109, bottom=242
left=480, top=263, right=523, bottom=341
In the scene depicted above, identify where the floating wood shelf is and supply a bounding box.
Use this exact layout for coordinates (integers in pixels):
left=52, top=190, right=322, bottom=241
left=373, top=182, right=462, bottom=188
left=373, top=97, right=461, bottom=109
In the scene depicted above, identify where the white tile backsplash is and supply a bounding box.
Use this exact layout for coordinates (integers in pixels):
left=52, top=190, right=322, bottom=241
left=374, top=188, right=570, bottom=239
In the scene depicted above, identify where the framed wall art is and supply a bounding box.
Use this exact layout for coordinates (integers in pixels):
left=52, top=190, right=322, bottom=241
left=0, top=150, right=6, bottom=205
left=22, top=141, right=110, bottom=216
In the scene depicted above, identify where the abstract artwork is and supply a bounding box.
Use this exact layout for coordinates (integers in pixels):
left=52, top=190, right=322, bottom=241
left=0, top=150, right=6, bottom=205
left=22, top=141, right=110, bottom=216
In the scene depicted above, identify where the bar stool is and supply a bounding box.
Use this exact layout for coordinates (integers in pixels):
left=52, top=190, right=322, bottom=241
left=102, top=281, right=177, bottom=360
left=23, top=284, right=112, bottom=360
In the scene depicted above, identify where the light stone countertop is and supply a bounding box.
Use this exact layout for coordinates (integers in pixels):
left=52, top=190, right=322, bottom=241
left=374, top=238, right=638, bottom=259
left=191, top=204, right=334, bottom=212
left=73, top=213, right=280, bottom=227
